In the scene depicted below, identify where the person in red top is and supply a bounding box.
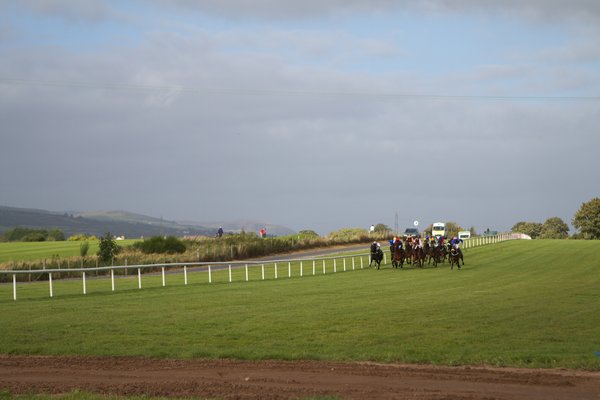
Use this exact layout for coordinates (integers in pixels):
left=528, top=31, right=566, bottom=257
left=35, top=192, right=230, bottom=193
left=259, top=228, right=266, bottom=238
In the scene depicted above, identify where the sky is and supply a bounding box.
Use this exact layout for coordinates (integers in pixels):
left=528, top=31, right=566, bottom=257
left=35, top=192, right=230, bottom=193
left=1, top=1, right=599, bottom=235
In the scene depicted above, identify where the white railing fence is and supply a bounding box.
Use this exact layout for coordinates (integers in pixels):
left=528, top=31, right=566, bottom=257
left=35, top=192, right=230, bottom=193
left=0, top=233, right=525, bottom=301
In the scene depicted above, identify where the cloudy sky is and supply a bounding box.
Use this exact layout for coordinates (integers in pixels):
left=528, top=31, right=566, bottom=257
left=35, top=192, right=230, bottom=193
left=1, top=1, right=599, bottom=235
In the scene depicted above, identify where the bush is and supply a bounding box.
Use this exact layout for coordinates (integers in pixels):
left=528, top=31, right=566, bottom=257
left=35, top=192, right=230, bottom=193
left=97, top=233, right=121, bottom=262
left=327, top=228, right=370, bottom=242
left=133, top=236, right=187, bottom=254
left=69, top=234, right=98, bottom=241
left=80, top=241, right=90, bottom=257
left=21, top=232, right=47, bottom=242
left=47, top=229, right=65, bottom=241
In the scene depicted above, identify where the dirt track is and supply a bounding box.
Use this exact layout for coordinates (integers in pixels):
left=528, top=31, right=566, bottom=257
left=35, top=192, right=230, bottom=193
left=1, top=356, right=599, bottom=400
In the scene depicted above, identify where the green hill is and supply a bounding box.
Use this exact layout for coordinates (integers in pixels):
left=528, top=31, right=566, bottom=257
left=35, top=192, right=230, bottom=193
left=0, top=206, right=212, bottom=238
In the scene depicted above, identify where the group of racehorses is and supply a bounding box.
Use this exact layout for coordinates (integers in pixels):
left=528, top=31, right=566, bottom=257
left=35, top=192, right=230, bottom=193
left=369, top=238, right=464, bottom=270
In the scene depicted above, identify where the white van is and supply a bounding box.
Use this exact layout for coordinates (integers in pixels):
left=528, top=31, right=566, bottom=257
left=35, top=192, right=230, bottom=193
left=432, top=222, right=446, bottom=238
left=458, top=231, right=471, bottom=240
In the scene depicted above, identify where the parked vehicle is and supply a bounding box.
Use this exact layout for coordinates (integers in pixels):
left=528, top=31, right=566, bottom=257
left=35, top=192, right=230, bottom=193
left=403, top=228, right=420, bottom=237
left=432, top=222, right=446, bottom=238
left=458, top=231, right=471, bottom=240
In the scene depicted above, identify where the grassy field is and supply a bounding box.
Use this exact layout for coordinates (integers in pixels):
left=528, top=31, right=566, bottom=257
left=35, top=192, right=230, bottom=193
left=0, top=240, right=139, bottom=263
left=0, top=240, right=598, bottom=370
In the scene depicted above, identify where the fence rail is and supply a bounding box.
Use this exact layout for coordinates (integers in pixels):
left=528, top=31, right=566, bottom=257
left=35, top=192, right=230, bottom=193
left=0, top=233, right=524, bottom=301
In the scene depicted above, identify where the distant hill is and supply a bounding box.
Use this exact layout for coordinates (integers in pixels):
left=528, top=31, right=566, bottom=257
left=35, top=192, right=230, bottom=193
left=0, top=206, right=297, bottom=239
left=0, top=206, right=212, bottom=238
left=180, top=219, right=297, bottom=237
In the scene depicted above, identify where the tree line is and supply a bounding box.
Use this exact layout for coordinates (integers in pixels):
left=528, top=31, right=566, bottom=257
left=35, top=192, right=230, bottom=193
left=512, top=197, right=600, bottom=239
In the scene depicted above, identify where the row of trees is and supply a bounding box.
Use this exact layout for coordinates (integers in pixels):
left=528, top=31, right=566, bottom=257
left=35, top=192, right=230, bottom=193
left=511, top=218, right=569, bottom=239
left=1, top=227, right=65, bottom=242
left=512, top=197, right=600, bottom=239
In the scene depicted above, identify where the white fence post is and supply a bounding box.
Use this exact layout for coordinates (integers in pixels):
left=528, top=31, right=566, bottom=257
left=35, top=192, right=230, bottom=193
left=208, top=265, right=212, bottom=283
left=275, top=262, right=278, bottom=279
left=343, top=258, right=346, bottom=271
left=313, top=260, right=316, bottom=275
left=184, top=266, right=188, bottom=285
left=228, top=264, right=232, bottom=283
left=261, top=264, right=265, bottom=280
left=13, top=274, right=16, bottom=301
left=245, top=264, right=249, bottom=282
left=49, top=273, right=53, bottom=298
left=111, top=269, right=115, bottom=291
left=83, top=272, right=87, bottom=295
left=288, top=262, right=291, bottom=278
left=162, top=267, right=166, bottom=287
left=361, top=256, right=363, bottom=269
left=322, top=259, right=326, bottom=274
left=352, top=257, right=355, bottom=270
left=138, top=268, right=142, bottom=289
left=334, top=258, right=337, bottom=273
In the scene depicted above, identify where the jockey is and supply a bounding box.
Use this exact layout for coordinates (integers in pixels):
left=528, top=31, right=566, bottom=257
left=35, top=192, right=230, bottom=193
left=450, top=236, right=463, bottom=249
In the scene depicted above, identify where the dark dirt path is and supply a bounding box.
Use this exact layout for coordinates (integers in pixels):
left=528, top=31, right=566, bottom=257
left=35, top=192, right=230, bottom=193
left=1, top=356, right=599, bottom=400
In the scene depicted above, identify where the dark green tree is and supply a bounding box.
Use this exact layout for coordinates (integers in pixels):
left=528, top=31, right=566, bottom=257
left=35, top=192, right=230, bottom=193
left=80, top=241, right=90, bottom=257
left=445, top=222, right=463, bottom=238
left=47, top=229, right=65, bottom=241
left=511, top=221, right=543, bottom=238
left=298, top=230, right=319, bottom=238
left=572, top=197, right=600, bottom=239
left=540, top=217, right=569, bottom=239
left=374, top=223, right=391, bottom=233
left=97, top=233, right=120, bottom=262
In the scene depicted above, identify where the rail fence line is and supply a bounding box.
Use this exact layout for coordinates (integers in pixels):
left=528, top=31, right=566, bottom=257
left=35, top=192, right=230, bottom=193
left=0, top=233, right=524, bottom=301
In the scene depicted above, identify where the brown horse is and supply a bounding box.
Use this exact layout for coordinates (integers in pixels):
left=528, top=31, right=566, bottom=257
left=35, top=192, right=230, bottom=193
left=392, top=242, right=406, bottom=268
left=449, top=247, right=464, bottom=269
left=412, top=246, right=426, bottom=268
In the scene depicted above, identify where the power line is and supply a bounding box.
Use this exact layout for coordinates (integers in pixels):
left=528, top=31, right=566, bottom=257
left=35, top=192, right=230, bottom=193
left=1, top=77, right=599, bottom=102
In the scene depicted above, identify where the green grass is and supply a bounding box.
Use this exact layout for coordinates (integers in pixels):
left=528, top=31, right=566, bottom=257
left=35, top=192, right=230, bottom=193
left=0, top=240, right=598, bottom=370
left=0, top=240, right=138, bottom=263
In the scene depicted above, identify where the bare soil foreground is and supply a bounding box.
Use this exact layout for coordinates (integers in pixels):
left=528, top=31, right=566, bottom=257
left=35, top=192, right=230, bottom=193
left=1, top=356, right=600, bottom=400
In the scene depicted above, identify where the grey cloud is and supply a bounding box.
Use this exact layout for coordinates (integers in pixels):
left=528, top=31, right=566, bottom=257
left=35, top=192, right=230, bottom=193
left=1, top=24, right=599, bottom=234
left=148, top=0, right=600, bottom=23
left=3, top=0, right=115, bottom=23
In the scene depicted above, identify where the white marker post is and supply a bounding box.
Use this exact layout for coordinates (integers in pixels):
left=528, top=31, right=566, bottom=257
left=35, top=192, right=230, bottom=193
left=228, top=265, right=232, bottom=283
left=13, top=274, right=16, bottom=301
left=245, top=264, right=249, bottom=282
left=162, top=267, right=166, bottom=287
left=208, top=265, right=212, bottom=283
left=49, top=273, right=53, bottom=298
left=83, top=272, right=87, bottom=295
left=184, top=266, right=188, bottom=285
left=138, top=268, right=142, bottom=289
left=111, top=269, right=115, bottom=291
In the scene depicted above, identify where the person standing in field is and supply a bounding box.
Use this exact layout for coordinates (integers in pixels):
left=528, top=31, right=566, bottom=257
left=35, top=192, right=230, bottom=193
left=217, top=226, right=223, bottom=238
